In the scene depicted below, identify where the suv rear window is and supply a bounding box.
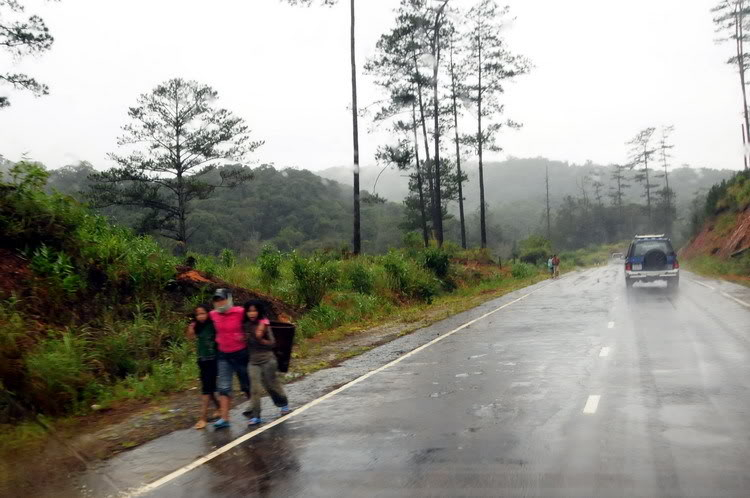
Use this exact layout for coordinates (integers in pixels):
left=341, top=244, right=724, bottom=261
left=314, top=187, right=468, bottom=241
left=631, top=240, right=674, bottom=257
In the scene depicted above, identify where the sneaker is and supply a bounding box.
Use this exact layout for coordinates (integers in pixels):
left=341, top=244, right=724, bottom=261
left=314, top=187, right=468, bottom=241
left=242, top=409, right=253, bottom=418
left=247, top=417, right=264, bottom=426
left=213, top=418, right=230, bottom=430
left=279, top=406, right=292, bottom=416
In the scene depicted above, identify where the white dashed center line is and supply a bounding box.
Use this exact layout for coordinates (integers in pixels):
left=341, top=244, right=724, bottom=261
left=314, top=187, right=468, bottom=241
left=599, top=347, right=610, bottom=357
left=583, top=395, right=601, bottom=414
left=607, top=321, right=615, bottom=329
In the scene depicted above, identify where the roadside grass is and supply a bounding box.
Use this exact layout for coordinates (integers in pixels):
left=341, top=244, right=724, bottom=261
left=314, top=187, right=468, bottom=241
left=684, top=254, right=750, bottom=287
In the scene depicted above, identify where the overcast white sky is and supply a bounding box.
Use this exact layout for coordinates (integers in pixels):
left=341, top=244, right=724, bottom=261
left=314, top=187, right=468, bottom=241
left=0, top=0, right=745, bottom=172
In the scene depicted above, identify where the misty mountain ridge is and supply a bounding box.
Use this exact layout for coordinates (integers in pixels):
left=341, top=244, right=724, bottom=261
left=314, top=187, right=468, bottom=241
left=319, top=157, right=733, bottom=209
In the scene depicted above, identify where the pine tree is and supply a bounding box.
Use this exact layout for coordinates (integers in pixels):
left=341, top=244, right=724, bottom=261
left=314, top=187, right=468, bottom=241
left=0, top=0, right=56, bottom=108
left=447, top=22, right=468, bottom=248
left=713, top=0, right=750, bottom=169
left=462, top=0, right=530, bottom=248
left=88, top=79, right=260, bottom=254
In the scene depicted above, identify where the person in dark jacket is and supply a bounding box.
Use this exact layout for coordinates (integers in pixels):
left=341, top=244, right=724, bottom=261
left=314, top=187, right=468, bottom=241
left=186, top=304, right=220, bottom=429
left=243, top=300, right=290, bottom=426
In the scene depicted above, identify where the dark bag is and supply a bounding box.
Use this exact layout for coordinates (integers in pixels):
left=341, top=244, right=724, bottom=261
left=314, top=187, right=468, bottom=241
left=270, top=321, right=295, bottom=373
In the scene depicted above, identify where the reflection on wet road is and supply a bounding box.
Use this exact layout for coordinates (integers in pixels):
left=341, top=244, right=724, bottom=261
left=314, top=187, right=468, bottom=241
left=80, top=266, right=750, bottom=497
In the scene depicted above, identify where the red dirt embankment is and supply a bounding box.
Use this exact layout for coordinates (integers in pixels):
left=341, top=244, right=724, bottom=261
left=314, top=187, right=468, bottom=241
left=680, top=207, right=750, bottom=260
left=173, top=265, right=300, bottom=321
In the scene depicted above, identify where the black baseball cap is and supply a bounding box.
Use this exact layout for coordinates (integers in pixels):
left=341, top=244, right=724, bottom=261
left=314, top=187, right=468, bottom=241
left=212, top=288, right=231, bottom=301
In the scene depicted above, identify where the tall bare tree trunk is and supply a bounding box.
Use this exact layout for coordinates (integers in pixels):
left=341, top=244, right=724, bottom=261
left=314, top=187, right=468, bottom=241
left=350, top=0, right=361, bottom=255
left=477, top=37, right=487, bottom=249
left=743, top=124, right=748, bottom=170
left=545, top=164, right=551, bottom=240
left=412, top=45, right=436, bottom=238
left=449, top=36, right=467, bottom=249
left=737, top=2, right=750, bottom=170
left=644, top=147, right=652, bottom=226
left=431, top=2, right=448, bottom=247
left=412, top=101, right=429, bottom=247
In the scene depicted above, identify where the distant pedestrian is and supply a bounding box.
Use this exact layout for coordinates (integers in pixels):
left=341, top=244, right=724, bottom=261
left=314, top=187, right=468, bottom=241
left=552, top=254, right=561, bottom=279
left=243, top=300, right=290, bottom=426
left=210, top=289, right=250, bottom=430
left=186, top=304, right=220, bottom=429
left=547, top=256, right=554, bottom=278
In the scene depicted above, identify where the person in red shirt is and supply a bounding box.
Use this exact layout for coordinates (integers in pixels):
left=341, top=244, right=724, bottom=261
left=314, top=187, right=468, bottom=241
left=210, top=288, right=250, bottom=429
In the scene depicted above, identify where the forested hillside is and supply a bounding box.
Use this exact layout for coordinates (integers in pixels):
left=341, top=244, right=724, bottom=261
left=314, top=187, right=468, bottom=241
left=10, top=160, right=406, bottom=256
left=1, top=155, right=734, bottom=255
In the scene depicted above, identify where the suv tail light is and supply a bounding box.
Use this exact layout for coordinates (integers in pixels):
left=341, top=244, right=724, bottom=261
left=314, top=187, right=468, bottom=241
left=625, top=263, right=632, bottom=271
left=673, top=260, right=679, bottom=269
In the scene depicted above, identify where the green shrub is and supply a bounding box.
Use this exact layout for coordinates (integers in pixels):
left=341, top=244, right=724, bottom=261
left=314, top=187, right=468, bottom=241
left=518, top=235, right=552, bottom=265
left=291, top=254, right=339, bottom=308
left=511, top=262, right=536, bottom=279
left=219, top=248, right=236, bottom=268
left=402, top=231, right=424, bottom=250
left=29, top=245, right=84, bottom=296
left=421, top=247, right=451, bottom=279
left=346, top=262, right=374, bottom=294
left=257, top=244, right=282, bottom=282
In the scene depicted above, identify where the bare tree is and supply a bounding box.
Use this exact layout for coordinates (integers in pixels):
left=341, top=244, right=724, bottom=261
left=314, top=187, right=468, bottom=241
left=627, top=127, right=659, bottom=226
left=608, top=163, right=630, bottom=217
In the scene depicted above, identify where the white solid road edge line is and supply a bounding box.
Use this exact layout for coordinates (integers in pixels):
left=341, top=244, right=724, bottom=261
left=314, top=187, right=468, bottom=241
left=721, top=291, right=750, bottom=309
left=691, top=279, right=750, bottom=308
left=691, top=280, right=716, bottom=291
left=583, top=395, right=601, bottom=414
left=126, top=282, right=553, bottom=497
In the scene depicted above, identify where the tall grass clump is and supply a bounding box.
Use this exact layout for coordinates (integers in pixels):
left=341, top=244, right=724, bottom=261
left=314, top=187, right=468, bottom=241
left=382, top=251, right=440, bottom=303
left=291, top=254, right=339, bottom=308
left=511, top=262, right=536, bottom=279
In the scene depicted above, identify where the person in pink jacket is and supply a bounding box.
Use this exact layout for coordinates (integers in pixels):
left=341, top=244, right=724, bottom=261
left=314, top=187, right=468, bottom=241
left=209, top=288, right=250, bottom=430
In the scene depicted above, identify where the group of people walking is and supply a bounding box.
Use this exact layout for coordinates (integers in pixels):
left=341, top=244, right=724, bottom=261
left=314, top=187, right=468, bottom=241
left=187, top=288, right=291, bottom=430
left=547, top=254, right=561, bottom=279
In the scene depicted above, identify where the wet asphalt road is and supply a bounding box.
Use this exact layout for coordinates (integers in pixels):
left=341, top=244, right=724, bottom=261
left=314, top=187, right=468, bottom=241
left=75, top=265, right=750, bottom=498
